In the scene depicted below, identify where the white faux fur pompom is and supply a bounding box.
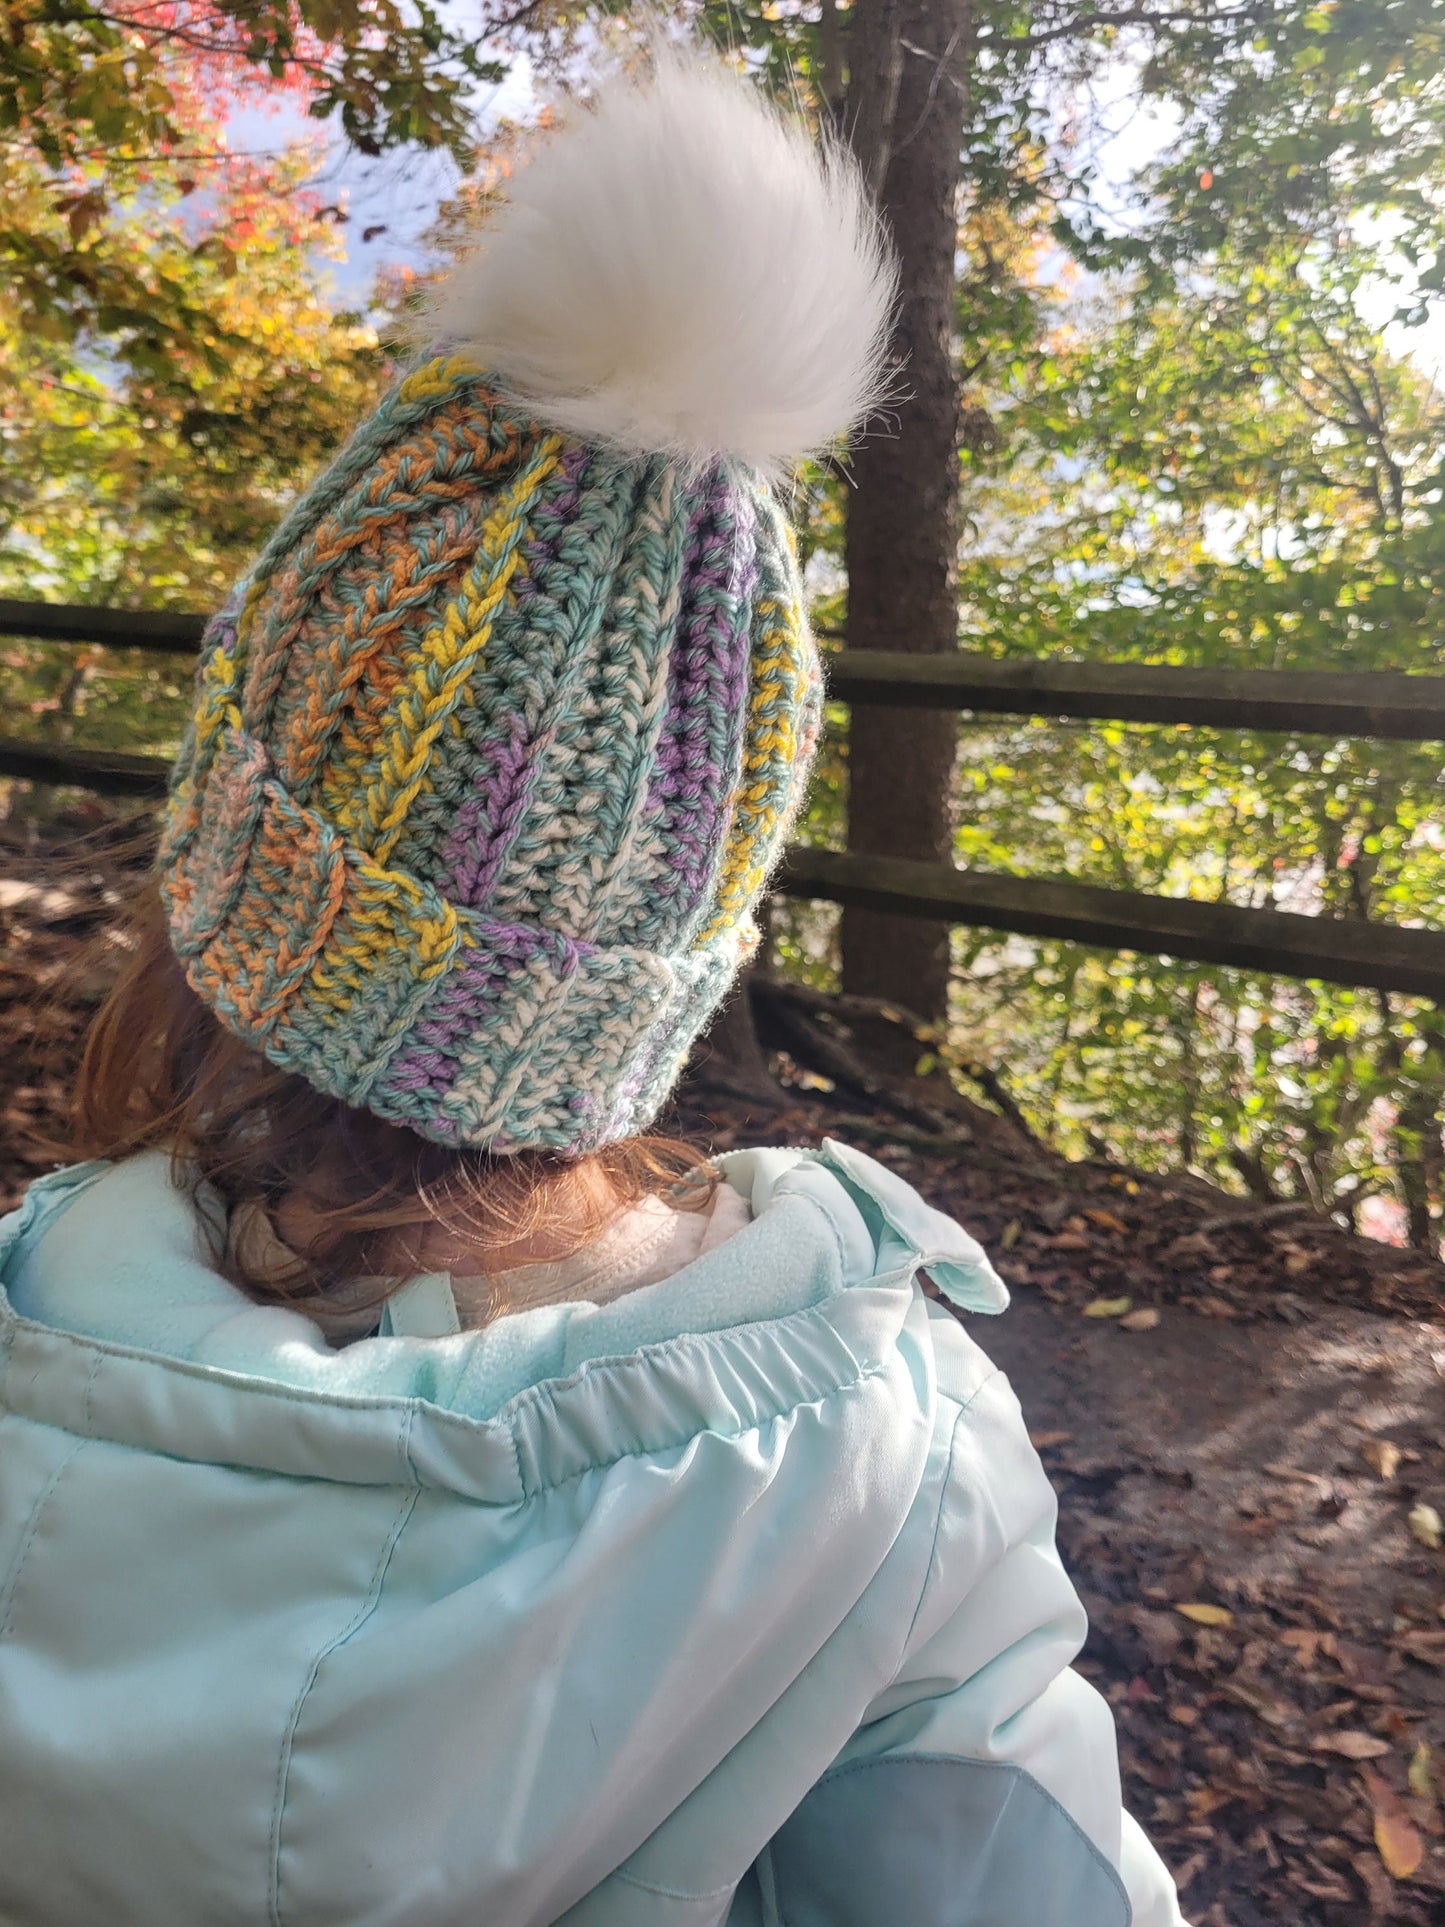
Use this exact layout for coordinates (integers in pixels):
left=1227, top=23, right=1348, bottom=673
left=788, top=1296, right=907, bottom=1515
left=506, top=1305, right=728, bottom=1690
left=426, top=46, right=896, bottom=475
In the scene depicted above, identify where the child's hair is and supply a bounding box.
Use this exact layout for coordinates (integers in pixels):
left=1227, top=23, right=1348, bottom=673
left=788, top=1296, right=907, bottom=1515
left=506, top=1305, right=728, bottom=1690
left=68, top=879, right=713, bottom=1322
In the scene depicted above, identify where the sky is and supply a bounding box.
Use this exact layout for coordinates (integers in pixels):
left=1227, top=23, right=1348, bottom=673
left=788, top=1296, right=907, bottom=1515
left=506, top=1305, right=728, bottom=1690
left=1060, top=53, right=1445, bottom=383
left=220, top=36, right=538, bottom=306
left=221, top=22, right=1445, bottom=386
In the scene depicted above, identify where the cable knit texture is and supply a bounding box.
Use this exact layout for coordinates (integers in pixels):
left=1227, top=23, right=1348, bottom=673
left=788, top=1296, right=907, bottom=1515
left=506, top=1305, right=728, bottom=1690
left=157, top=358, right=821, bottom=1151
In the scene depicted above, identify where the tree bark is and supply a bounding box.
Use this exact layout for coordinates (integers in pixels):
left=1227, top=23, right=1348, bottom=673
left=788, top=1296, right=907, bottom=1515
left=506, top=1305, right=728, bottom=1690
left=840, top=0, right=971, bottom=1021
left=1395, top=1019, right=1445, bottom=1256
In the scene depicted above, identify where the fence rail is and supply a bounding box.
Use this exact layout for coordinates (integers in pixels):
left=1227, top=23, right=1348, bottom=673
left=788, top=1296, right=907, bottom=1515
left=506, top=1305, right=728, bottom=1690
left=0, top=599, right=204, bottom=655
left=7, top=600, right=1445, bottom=738
left=0, top=734, right=171, bottom=799
left=828, top=649, right=1445, bottom=741
left=1, top=600, right=1441, bottom=997
left=776, top=847, right=1445, bottom=1001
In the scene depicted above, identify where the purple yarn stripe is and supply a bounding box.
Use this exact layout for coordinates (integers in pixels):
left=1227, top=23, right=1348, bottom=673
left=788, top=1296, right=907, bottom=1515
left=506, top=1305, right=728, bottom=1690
left=376, top=920, right=592, bottom=1106
left=437, top=443, right=591, bottom=909
left=641, top=476, right=758, bottom=924
left=449, top=709, right=549, bottom=911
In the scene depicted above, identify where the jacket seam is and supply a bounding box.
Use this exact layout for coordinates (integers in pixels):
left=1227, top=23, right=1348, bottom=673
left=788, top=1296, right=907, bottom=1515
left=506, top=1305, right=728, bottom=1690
left=0, top=1313, right=889, bottom=1502
left=268, top=1405, right=421, bottom=1927
left=0, top=1352, right=104, bottom=1643
left=0, top=1299, right=15, bottom=1379
left=517, top=1351, right=891, bottom=1501
left=610, top=1864, right=741, bottom=1903
left=0, top=1274, right=877, bottom=1449
left=899, top=1368, right=1002, bottom=1660
left=794, top=1752, right=1132, bottom=1926
left=489, top=1283, right=867, bottom=1436
left=0, top=1160, right=111, bottom=1276
left=789, top=1175, right=852, bottom=1280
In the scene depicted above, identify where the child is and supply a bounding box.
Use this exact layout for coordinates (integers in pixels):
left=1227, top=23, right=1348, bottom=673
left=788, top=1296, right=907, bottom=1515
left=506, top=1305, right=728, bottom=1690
left=0, top=50, right=1188, bottom=1927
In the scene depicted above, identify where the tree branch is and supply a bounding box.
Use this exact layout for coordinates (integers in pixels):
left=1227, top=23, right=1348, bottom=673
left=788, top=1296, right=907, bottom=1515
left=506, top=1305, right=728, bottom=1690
left=978, top=5, right=1264, bottom=54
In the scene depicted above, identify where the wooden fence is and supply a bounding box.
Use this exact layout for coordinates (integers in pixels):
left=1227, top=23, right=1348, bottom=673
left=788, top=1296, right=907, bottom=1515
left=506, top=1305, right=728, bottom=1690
left=2, top=599, right=1443, bottom=999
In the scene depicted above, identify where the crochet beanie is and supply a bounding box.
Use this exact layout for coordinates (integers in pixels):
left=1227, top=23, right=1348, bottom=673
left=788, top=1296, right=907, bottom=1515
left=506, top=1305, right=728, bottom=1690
left=157, top=49, right=893, bottom=1154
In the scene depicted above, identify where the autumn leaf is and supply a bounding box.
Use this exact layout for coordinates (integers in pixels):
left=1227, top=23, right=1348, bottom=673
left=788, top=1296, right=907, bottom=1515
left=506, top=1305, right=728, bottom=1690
left=1280, top=1627, right=1335, bottom=1667
left=1119, top=1307, right=1161, bottom=1331
left=1407, top=1741, right=1433, bottom=1800
left=1407, top=1502, right=1442, bottom=1550
left=1083, top=1295, right=1132, bottom=1318
left=1313, top=1730, right=1390, bottom=1760
left=1083, top=1207, right=1129, bottom=1234
left=1361, top=1439, right=1402, bottom=1480
left=1361, top=1767, right=1424, bottom=1880
left=1176, top=1602, right=1234, bottom=1627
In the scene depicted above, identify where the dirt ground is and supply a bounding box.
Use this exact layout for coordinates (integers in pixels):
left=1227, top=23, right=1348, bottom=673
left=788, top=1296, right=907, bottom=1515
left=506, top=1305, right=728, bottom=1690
left=2, top=826, right=1443, bottom=1925
left=670, top=1090, right=1445, bottom=1926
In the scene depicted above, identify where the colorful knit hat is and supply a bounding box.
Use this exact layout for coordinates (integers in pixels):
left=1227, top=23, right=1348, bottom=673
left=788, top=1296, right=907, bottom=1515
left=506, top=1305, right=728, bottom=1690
left=158, top=50, right=893, bottom=1154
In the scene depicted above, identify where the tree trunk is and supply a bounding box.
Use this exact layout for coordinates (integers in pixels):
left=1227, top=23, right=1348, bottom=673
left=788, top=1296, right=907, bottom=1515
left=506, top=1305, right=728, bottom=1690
left=686, top=969, right=781, bottom=1104
left=1395, top=1019, right=1445, bottom=1256
left=839, top=0, right=970, bottom=1021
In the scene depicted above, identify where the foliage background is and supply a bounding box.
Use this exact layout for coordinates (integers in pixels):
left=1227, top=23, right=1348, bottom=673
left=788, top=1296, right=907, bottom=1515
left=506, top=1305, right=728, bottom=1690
left=2, top=0, right=1442, bottom=1248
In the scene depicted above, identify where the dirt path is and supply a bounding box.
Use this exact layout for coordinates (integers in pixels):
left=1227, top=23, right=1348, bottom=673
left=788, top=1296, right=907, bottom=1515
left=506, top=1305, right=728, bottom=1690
left=984, top=1292, right=1445, bottom=1925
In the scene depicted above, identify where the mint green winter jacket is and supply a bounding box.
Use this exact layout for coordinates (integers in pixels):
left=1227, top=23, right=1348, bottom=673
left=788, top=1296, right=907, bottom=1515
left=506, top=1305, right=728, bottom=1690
left=0, top=1138, right=1187, bottom=1926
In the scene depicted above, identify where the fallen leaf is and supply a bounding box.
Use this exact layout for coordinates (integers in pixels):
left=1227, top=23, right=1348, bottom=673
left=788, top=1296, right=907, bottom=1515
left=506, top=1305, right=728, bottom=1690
left=1280, top=1627, right=1336, bottom=1667
left=1119, top=1306, right=1161, bottom=1332
left=1050, top=1232, right=1092, bottom=1251
left=1176, top=1602, right=1234, bottom=1627
left=1165, top=1230, right=1213, bottom=1259
left=1312, top=1729, right=1390, bottom=1759
left=1361, top=1440, right=1402, bottom=1480
left=1185, top=1786, right=1230, bottom=1819
left=1361, top=1766, right=1424, bottom=1879
left=1028, top=1429, right=1074, bottom=1449
left=1264, top=1464, right=1332, bottom=1496
left=1196, top=1295, right=1239, bottom=1318
left=1407, top=1740, right=1433, bottom=1800
left=1000, top=1218, right=1022, bottom=1249
left=1408, top=1502, right=1442, bottom=1550
left=1221, top=1678, right=1290, bottom=1726
left=1083, top=1295, right=1133, bottom=1319
left=1396, top=1626, right=1445, bottom=1667
left=1288, top=1863, right=1354, bottom=1903
left=1084, top=1207, right=1129, bottom=1234
left=1284, top=1250, right=1312, bottom=1274
left=1168, top=1702, right=1199, bottom=1726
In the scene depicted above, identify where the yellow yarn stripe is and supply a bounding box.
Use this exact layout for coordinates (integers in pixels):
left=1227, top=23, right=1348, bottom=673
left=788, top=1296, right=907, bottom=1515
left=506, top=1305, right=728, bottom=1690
left=330, top=437, right=562, bottom=862
left=397, top=352, right=484, bottom=407
left=308, top=855, right=471, bottom=1015
left=696, top=594, right=809, bottom=947
left=193, top=641, right=243, bottom=748
left=190, top=570, right=271, bottom=756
